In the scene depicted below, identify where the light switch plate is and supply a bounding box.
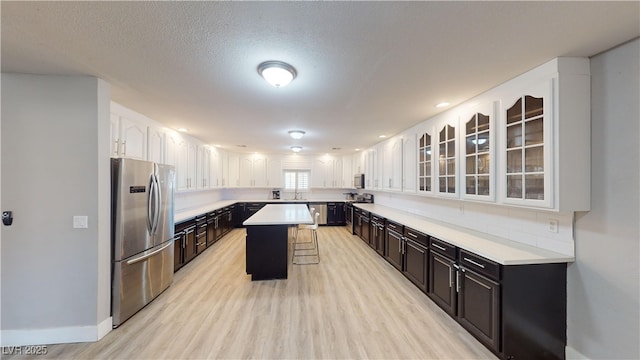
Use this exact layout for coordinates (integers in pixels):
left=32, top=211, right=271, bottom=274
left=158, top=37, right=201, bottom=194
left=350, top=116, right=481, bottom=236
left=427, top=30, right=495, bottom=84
left=73, top=216, right=88, bottom=229
left=548, top=219, right=559, bottom=233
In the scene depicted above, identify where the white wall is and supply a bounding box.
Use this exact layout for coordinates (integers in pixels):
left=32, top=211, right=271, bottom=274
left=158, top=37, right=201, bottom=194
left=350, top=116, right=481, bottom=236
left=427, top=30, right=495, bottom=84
left=566, top=39, right=639, bottom=359
left=0, top=74, right=112, bottom=345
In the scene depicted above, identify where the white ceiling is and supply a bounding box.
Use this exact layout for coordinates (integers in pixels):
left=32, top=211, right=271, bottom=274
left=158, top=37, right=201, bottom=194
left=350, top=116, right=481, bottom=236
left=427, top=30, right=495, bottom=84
left=2, top=1, right=639, bottom=155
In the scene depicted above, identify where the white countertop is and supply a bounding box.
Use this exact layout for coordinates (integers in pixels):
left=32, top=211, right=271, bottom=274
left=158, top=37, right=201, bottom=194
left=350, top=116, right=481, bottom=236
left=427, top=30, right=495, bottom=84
left=174, top=199, right=350, bottom=223
left=243, top=204, right=314, bottom=226
left=174, top=200, right=238, bottom=223
left=354, top=204, right=574, bottom=266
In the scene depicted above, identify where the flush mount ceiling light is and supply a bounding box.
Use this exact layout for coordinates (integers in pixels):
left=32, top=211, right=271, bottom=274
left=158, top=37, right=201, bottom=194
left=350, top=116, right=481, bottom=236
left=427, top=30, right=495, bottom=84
left=436, top=102, right=450, bottom=108
left=290, top=146, right=303, bottom=153
left=258, top=61, right=297, bottom=87
left=288, top=130, right=305, bottom=139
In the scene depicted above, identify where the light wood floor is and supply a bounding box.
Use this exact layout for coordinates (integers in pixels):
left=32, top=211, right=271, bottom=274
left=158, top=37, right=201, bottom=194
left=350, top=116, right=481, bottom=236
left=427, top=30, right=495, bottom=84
left=10, top=226, right=497, bottom=359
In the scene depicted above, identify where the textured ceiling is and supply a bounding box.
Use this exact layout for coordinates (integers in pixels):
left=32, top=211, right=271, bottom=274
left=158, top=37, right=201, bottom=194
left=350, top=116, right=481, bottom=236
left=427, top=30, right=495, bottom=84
left=2, top=1, right=639, bottom=154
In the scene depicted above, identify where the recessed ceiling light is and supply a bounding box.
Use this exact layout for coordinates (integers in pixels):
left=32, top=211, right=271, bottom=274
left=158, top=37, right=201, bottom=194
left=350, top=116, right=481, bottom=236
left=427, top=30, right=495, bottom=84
left=290, top=146, right=303, bottom=153
left=436, top=102, right=450, bottom=108
left=378, top=135, right=387, bottom=138
left=355, top=148, right=361, bottom=151
left=288, top=130, right=305, bottom=139
left=258, top=61, right=297, bottom=87
left=177, top=128, right=188, bottom=132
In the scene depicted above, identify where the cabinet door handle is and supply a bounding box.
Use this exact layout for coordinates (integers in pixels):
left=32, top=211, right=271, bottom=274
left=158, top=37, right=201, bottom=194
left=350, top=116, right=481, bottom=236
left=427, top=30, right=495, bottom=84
left=122, top=141, right=127, bottom=156
left=407, top=232, right=418, bottom=239
left=463, top=257, right=485, bottom=269
left=432, top=243, right=446, bottom=252
left=114, top=139, right=120, bottom=155
left=456, top=270, right=460, bottom=293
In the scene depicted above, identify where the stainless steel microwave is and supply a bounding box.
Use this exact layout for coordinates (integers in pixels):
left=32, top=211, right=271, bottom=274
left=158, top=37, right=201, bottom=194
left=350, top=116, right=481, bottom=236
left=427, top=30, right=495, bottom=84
left=354, top=174, right=365, bottom=189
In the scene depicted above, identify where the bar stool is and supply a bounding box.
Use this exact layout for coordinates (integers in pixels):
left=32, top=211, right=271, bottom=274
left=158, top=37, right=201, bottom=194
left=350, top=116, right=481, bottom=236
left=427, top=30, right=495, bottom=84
left=293, top=212, right=320, bottom=264
left=294, top=207, right=315, bottom=245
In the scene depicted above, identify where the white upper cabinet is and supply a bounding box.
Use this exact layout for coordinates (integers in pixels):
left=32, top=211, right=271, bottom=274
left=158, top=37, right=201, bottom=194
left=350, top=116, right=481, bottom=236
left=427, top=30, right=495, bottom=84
left=341, top=155, right=354, bottom=188
left=110, top=113, right=147, bottom=160
left=239, top=154, right=268, bottom=187
left=382, top=135, right=403, bottom=192
left=417, top=125, right=435, bottom=195
left=435, top=117, right=459, bottom=198
left=197, top=146, right=211, bottom=189
left=333, top=157, right=343, bottom=188
left=312, top=155, right=343, bottom=188
left=147, top=126, right=165, bottom=164
left=227, top=153, right=240, bottom=188
left=176, top=138, right=197, bottom=191
left=364, top=147, right=380, bottom=190
left=402, top=132, right=417, bottom=193
left=497, top=57, right=591, bottom=211
left=209, top=147, right=222, bottom=188
left=164, top=132, right=179, bottom=168
left=501, top=82, right=550, bottom=207
left=461, top=101, right=496, bottom=202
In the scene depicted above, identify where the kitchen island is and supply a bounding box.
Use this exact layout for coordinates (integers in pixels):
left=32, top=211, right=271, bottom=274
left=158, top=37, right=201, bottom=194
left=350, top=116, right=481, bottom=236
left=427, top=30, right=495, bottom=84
left=243, top=204, right=313, bottom=280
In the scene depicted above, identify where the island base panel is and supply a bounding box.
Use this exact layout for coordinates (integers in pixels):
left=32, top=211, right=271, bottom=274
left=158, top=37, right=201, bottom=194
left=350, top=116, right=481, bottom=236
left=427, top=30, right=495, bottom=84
left=246, top=225, right=289, bottom=281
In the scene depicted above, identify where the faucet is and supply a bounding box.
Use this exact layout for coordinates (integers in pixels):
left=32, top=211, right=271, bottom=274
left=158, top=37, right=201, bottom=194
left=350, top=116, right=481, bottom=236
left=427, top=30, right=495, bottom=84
left=294, top=191, right=300, bottom=200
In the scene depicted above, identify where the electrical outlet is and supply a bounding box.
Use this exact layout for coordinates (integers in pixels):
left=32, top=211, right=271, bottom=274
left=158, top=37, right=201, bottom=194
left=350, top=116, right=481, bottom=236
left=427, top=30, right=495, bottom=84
left=459, top=204, right=464, bottom=214
left=73, top=216, right=88, bottom=229
left=548, top=219, right=559, bottom=233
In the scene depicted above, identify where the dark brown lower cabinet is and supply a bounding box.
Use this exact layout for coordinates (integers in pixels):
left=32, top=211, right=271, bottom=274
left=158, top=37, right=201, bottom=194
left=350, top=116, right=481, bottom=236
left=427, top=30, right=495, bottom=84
left=403, top=227, right=428, bottom=293
left=195, top=216, right=207, bottom=254
left=370, top=215, right=385, bottom=256
left=427, top=237, right=566, bottom=360
left=385, top=225, right=404, bottom=271
left=206, top=211, right=217, bottom=247
left=174, top=220, right=196, bottom=272
left=361, top=212, right=371, bottom=246
left=428, top=251, right=457, bottom=316
left=457, top=267, right=501, bottom=353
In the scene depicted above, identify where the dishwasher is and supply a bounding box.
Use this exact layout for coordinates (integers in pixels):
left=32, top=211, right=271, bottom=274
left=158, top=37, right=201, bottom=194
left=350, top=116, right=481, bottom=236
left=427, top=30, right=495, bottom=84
left=309, top=203, right=328, bottom=225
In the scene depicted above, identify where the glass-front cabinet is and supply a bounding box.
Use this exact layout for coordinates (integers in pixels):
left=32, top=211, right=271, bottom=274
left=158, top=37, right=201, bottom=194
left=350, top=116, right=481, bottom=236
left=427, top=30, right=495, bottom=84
left=502, top=80, right=552, bottom=208
left=373, top=58, right=590, bottom=211
left=417, top=127, right=434, bottom=194
left=437, top=121, right=458, bottom=197
left=462, top=102, right=495, bottom=201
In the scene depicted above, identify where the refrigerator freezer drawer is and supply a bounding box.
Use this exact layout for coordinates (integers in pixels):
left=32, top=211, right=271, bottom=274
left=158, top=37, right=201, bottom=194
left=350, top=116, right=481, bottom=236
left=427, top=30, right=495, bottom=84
left=112, top=240, right=174, bottom=327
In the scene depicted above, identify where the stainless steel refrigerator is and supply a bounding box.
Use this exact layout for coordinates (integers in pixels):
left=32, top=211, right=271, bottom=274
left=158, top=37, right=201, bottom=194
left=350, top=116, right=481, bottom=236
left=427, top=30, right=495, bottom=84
left=111, top=158, right=175, bottom=328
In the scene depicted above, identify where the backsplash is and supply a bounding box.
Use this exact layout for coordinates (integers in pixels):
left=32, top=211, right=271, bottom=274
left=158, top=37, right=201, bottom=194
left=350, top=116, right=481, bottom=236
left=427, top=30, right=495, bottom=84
left=222, top=188, right=352, bottom=201
left=175, top=188, right=574, bottom=256
left=370, top=191, right=574, bottom=256
left=175, top=188, right=353, bottom=212
left=174, top=189, right=224, bottom=213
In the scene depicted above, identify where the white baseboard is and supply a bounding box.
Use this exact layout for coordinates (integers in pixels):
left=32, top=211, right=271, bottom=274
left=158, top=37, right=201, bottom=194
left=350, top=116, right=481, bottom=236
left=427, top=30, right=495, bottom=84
left=1, top=317, right=112, bottom=347
left=566, top=346, right=591, bottom=360
left=97, top=317, right=113, bottom=340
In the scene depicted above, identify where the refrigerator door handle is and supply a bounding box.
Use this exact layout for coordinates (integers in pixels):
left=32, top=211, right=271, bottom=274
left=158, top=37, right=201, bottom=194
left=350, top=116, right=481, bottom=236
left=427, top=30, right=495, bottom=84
left=152, top=174, right=161, bottom=235
left=147, top=175, right=155, bottom=234
left=126, top=241, right=173, bottom=265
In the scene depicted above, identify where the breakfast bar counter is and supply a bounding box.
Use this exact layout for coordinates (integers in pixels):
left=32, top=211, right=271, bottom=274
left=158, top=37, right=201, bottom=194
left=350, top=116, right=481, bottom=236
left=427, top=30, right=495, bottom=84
left=243, top=204, right=313, bottom=280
